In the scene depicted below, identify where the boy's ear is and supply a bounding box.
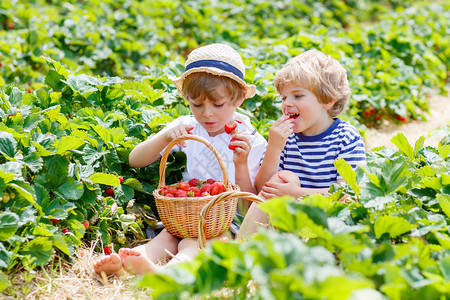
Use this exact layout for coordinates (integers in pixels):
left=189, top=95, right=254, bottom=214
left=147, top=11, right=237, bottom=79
left=234, top=97, right=245, bottom=108
left=323, top=99, right=336, bottom=110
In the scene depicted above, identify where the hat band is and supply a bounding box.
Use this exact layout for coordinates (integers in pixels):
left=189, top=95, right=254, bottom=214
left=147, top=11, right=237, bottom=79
left=185, top=60, right=244, bottom=80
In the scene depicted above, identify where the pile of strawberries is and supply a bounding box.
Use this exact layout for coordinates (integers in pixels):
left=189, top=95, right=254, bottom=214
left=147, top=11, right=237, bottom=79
left=159, top=178, right=226, bottom=198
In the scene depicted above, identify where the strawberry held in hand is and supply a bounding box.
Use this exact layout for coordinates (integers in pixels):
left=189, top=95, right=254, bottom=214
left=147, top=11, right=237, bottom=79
left=224, top=120, right=242, bottom=134
left=224, top=120, right=242, bottom=150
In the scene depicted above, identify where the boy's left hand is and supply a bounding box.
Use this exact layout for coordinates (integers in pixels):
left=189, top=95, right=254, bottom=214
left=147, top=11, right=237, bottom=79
left=229, top=132, right=252, bottom=164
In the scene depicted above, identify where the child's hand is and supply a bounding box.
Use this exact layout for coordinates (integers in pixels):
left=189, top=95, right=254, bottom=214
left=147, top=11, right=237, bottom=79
left=229, top=132, right=252, bottom=164
left=268, top=115, right=294, bottom=149
left=165, top=125, right=194, bottom=148
left=259, top=171, right=301, bottom=199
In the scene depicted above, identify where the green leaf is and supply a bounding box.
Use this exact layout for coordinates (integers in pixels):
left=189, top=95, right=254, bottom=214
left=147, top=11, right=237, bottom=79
left=0, top=271, right=8, bottom=292
left=414, top=136, right=425, bottom=158
left=0, top=243, right=12, bottom=269
left=55, top=136, right=85, bottom=155
left=334, top=158, right=360, bottom=196
left=374, top=215, right=415, bottom=239
left=54, top=178, right=84, bottom=200
left=20, top=237, right=54, bottom=267
left=22, top=151, right=44, bottom=173
left=63, top=75, right=98, bottom=94
left=123, top=178, right=146, bottom=192
left=0, top=212, right=19, bottom=241
left=391, top=132, right=414, bottom=160
left=45, top=70, right=66, bottom=91
left=437, top=194, right=450, bottom=218
left=0, top=131, right=17, bottom=159
left=23, top=114, right=44, bottom=132
left=438, top=145, right=450, bottom=159
left=88, top=173, right=120, bottom=186
left=52, top=234, right=73, bottom=256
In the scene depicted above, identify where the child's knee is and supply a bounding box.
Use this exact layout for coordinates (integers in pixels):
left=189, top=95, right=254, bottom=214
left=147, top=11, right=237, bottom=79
left=271, top=170, right=300, bottom=185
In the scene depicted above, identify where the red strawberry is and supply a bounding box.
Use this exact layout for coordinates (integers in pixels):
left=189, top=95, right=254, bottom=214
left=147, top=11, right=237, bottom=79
left=187, top=187, right=201, bottom=197
left=83, top=220, right=89, bottom=229
left=200, top=192, right=210, bottom=197
left=104, top=246, right=112, bottom=255
left=188, top=178, right=198, bottom=187
left=224, top=121, right=238, bottom=134
left=210, top=182, right=225, bottom=195
left=167, top=186, right=177, bottom=195
left=165, top=193, right=175, bottom=197
left=106, top=187, right=114, bottom=197
left=118, top=176, right=124, bottom=183
left=62, top=228, right=69, bottom=234
left=200, top=183, right=212, bottom=194
left=228, top=138, right=239, bottom=150
left=175, top=189, right=188, bottom=197
left=177, top=181, right=190, bottom=191
left=50, top=219, right=59, bottom=224
left=206, top=178, right=215, bottom=184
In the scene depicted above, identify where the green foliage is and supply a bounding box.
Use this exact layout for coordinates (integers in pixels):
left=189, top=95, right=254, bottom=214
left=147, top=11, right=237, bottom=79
left=139, top=133, right=450, bottom=299
left=0, top=0, right=448, bottom=133
left=0, top=63, right=187, bottom=283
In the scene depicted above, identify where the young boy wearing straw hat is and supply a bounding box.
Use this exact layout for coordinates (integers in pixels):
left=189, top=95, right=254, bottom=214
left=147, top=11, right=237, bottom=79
left=93, top=43, right=267, bottom=275
left=236, top=49, right=366, bottom=239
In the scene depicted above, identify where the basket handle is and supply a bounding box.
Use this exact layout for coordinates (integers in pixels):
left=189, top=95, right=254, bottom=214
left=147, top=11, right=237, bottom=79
left=197, top=191, right=265, bottom=248
left=158, top=134, right=230, bottom=188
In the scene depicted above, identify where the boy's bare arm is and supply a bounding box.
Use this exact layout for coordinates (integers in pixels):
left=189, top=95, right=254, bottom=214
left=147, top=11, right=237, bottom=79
left=232, top=132, right=256, bottom=194
left=129, top=125, right=193, bottom=168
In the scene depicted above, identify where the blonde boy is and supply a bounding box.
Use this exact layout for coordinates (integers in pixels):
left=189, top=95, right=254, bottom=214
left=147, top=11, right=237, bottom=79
left=94, top=44, right=267, bottom=275
left=237, top=49, right=366, bottom=239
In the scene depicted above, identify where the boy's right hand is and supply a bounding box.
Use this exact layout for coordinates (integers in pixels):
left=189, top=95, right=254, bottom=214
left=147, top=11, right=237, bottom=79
left=165, top=125, right=194, bottom=148
left=268, top=115, right=294, bottom=149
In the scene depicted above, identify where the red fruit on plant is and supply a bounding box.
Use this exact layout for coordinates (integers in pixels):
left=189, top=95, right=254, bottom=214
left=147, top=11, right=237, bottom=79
left=6, top=21, right=14, bottom=30
left=228, top=138, right=239, bottom=150
left=363, top=110, right=371, bottom=118
left=210, top=182, right=225, bottom=195
left=62, top=228, right=69, bottom=234
left=375, top=115, right=381, bottom=121
left=175, top=189, right=188, bottom=197
left=104, top=246, right=112, bottom=255
left=118, top=176, right=124, bottom=183
left=83, top=220, right=89, bottom=229
left=396, top=115, right=407, bottom=122
left=27, top=88, right=33, bottom=93
left=188, top=178, right=198, bottom=187
left=200, top=183, right=212, bottom=194
left=105, top=187, right=114, bottom=197
left=206, top=178, right=215, bottom=184
left=50, top=219, right=59, bottom=224
left=177, top=181, right=190, bottom=191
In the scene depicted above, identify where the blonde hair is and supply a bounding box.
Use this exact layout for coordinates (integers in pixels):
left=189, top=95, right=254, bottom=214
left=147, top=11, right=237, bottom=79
left=274, top=49, right=351, bottom=117
left=182, top=72, right=246, bottom=104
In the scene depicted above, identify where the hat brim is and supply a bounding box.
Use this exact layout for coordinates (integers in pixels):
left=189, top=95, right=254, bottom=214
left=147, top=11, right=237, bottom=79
left=173, top=67, right=256, bottom=99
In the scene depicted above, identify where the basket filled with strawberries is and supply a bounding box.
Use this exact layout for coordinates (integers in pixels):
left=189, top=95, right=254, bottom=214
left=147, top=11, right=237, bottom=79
left=152, top=134, right=241, bottom=239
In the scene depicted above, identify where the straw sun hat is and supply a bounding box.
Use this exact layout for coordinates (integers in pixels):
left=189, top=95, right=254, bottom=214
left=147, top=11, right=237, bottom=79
left=173, top=43, right=256, bottom=99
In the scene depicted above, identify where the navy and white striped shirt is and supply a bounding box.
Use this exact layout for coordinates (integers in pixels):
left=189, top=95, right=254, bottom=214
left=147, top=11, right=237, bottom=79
left=279, top=118, right=366, bottom=188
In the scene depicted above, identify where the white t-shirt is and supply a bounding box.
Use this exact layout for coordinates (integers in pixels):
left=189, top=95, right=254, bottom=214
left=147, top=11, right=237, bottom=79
left=159, top=113, right=267, bottom=184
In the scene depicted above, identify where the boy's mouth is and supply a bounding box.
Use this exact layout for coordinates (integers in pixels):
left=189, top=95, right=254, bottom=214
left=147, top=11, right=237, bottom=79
left=287, top=113, right=299, bottom=120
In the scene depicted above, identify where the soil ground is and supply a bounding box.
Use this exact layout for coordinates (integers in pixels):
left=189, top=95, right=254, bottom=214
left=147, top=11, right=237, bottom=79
left=364, top=92, right=450, bottom=150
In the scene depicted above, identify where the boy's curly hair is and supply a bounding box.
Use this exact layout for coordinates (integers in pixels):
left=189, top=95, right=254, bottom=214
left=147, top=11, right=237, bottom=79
left=274, top=49, right=351, bottom=117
